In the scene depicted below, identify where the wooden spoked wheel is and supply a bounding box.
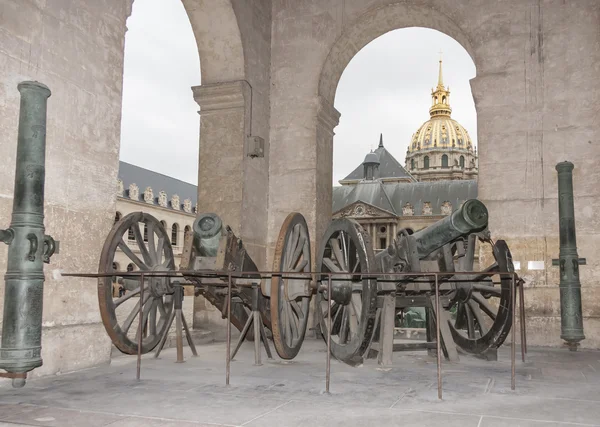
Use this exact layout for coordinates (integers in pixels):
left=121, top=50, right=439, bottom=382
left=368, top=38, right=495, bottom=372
left=448, top=239, right=514, bottom=354
left=98, top=212, right=175, bottom=354
left=315, top=219, right=378, bottom=366
left=271, top=213, right=312, bottom=359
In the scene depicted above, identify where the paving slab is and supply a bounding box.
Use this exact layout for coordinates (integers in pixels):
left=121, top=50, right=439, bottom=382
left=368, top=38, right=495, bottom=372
left=0, top=340, right=599, bottom=427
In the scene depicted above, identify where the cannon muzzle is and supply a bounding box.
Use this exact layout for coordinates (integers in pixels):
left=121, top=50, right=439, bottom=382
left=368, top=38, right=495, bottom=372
left=0, top=81, right=57, bottom=387
left=413, top=199, right=488, bottom=258
left=192, top=213, right=223, bottom=257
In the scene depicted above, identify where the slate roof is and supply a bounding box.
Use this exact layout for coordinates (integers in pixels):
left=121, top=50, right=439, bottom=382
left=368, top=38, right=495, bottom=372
left=118, top=161, right=198, bottom=207
left=332, top=179, right=478, bottom=217
left=340, top=134, right=415, bottom=183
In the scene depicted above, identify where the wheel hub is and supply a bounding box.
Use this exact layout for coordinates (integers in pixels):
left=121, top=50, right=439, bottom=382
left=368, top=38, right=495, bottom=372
left=330, top=274, right=354, bottom=305
left=149, top=264, right=173, bottom=298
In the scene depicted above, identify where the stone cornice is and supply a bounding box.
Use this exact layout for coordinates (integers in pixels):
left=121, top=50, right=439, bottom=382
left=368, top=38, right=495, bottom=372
left=316, top=96, right=341, bottom=135
left=192, top=80, right=250, bottom=113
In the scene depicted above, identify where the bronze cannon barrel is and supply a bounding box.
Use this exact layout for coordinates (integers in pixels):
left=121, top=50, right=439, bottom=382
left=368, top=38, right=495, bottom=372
left=192, top=213, right=223, bottom=257
left=0, top=81, right=56, bottom=387
left=412, top=199, right=488, bottom=258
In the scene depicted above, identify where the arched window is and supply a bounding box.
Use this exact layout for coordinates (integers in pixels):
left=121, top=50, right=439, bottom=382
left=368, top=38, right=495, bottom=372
left=184, top=225, right=191, bottom=236
left=143, top=223, right=148, bottom=242
left=460, top=155, right=465, bottom=169
left=424, top=156, right=429, bottom=170
left=114, top=212, right=122, bottom=224
left=410, top=158, right=415, bottom=170
left=442, top=95, right=446, bottom=104
left=442, top=154, right=448, bottom=168
left=127, top=263, right=134, bottom=272
left=171, top=223, right=179, bottom=246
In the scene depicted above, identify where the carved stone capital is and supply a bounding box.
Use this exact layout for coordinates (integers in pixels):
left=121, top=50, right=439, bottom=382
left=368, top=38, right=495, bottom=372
left=192, top=80, right=251, bottom=114
left=316, top=96, right=341, bottom=136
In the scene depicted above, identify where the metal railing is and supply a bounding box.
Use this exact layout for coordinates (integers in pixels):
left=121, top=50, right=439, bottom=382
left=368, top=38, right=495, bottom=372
left=62, top=269, right=527, bottom=400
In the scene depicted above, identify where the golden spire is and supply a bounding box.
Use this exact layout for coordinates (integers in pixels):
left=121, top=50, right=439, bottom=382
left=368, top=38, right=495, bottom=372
left=429, top=54, right=451, bottom=118
left=437, top=51, right=444, bottom=88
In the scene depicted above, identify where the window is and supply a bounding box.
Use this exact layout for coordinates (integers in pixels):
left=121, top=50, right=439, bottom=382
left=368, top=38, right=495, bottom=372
left=143, top=223, right=148, bottom=242
left=127, top=263, right=134, bottom=272
left=442, top=154, right=448, bottom=168
left=379, top=238, right=387, bottom=250
left=424, top=156, right=430, bottom=170
left=442, top=95, right=446, bottom=104
left=411, top=159, right=415, bottom=170
left=460, top=155, right=465, bottom=169
left=114, top=212, right=122, bottom=224
left=128, top=225, right=135, bottom=241
left=379, top=226, right=387, bottom=233
left=171, top=223, right=179, bottom=246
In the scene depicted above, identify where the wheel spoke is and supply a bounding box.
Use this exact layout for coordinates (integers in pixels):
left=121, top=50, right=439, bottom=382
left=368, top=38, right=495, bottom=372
left=471, top=292, right=497, bottom=320
left=147, top=222, right=157, bottom=264
left=135, top=296, right=155, bottom=341
left=113, top=286, right=141, bottom=308
left=339, top=306, right=349, bottom=344
left=156, top=237, right=165, bottom=265
left=465, top=303, right=476, bottom=339
left=286, top=225, right=300, bottom=267
left=289, top=234, right=305, bottom=270
left=118, top=239, right=148, bottom=270
left=468, top=300, right=488, bottom=335
left=148, top=299, right=158, bottom=336
left=132, top=224, right=152, bottom=265
left=287, top=302, right=299, bottom=340
left=472, top=284, right=502, bottom=296
left=330, top=238, right=347, bottom=271
left=290, top=300, right=304, bottom=322
left=122, top=291, right=151, bottom=334
left=323, top=257, right=341, bottom=273
left=293, top=259, right=309, bottom=273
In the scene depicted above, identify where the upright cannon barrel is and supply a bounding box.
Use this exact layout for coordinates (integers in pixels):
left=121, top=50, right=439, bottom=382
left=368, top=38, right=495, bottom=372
left=192, top=213, right=223, bottom=257
left=412, top=199, right=488, bottom=258
left=0, top=82, right=57, bottom=387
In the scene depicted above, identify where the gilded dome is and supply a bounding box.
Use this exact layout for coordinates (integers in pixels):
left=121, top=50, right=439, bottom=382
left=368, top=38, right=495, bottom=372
left=407, top=59, right=474, bottom=154
left=408, top=117, right=473, bottom=153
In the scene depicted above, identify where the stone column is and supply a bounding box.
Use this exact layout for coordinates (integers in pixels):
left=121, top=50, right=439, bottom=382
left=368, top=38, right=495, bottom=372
left=314, top=97, right=341, bottom=254
left=192, top=80, right=268, bottom=329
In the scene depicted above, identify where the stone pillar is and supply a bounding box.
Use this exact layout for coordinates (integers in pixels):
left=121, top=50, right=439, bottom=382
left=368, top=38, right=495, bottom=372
left=314, top=97, right=341, bottom=255
left=192, top=80, right=268, bottom=329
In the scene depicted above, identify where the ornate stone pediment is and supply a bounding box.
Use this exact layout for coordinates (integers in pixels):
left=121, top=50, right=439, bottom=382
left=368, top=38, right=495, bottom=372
left=143, top=187, right=154, bottom=204
left=158, top=191, right=167, bottom=207
left=183, top=198, right=192, bottom=213
left=171, top=194, right=180, bottom=210
left=128, top=183, right=139, bottom=201
left=117, top=179, right=124, bottom=197
left=334, top=202, right=395, bottom=219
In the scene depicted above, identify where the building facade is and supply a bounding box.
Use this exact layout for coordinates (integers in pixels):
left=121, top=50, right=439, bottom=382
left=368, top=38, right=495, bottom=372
left=114, top=162, right=197, bottom=283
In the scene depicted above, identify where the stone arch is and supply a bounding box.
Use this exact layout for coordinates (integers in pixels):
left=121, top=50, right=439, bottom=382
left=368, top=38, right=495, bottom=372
left=318, top=2, right=476, bottom=104
left=182, top=0, right=245, bottom=84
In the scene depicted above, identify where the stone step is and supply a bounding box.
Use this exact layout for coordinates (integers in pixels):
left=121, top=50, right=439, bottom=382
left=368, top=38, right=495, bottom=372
left=111, top=329, right=214, bottom=358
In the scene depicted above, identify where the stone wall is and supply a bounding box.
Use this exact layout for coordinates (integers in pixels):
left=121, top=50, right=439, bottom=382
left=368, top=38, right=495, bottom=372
left=0, top=0, right=134, bottom=377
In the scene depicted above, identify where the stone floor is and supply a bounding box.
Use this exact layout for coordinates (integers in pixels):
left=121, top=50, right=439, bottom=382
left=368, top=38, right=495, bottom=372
left=0, top=338, right=599, bottom=427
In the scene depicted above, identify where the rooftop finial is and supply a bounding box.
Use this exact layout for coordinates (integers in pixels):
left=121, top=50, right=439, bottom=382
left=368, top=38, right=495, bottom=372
left=379, top=133, right=384, bottom=148
left=437, top=50, right=444, bottom=88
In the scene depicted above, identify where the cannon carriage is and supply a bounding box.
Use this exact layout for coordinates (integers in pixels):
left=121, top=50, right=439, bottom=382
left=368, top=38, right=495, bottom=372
left=98, top=199, right=518, bottom=366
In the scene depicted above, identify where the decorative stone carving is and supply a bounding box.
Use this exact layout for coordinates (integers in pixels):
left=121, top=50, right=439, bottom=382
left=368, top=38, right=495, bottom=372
left=441, top=201, right=452, bottom=215
left=171, top=194, right=180, bottom=210
left=128, top=183, right=139, bottom=201
left=117, top=179, right=124, bottom=197
left=422, top=202, right=432, bottom=215
left=143, top=187, right=154, bottom=204
left=402, top=203, right=414, bottom=216
left=183, top=198, right=192, bottom=213
left=158, top=191, right=167, bottom=208
left=354, top=204, right=365, bottom=216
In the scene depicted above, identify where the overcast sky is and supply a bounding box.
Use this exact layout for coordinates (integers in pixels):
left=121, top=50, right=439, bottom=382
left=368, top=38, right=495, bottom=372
left=119, top=1, right=477, bottom=186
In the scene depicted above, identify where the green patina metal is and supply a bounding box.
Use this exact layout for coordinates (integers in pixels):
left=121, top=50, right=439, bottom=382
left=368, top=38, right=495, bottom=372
left=552, top=161, right=585, bottom=350
left=0, top=81, right=57, bottom=387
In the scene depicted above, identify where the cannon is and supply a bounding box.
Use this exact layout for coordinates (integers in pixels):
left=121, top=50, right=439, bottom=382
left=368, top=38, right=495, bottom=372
left=310, top=199, right=517, bottom=365
left=98, top=211, right=312, bottom=358
left=98, top=200, right=517, bottom=367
